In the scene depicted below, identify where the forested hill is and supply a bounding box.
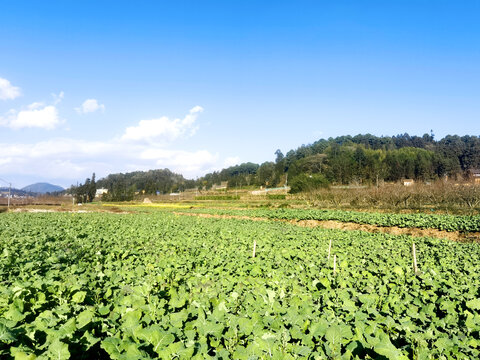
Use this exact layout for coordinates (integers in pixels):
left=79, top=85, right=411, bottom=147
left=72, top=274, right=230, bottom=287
left=87, top=133, right=480, bottom=198
left=94, top=169, right=191, bottom=200
left=96, top=169, right=189, bottom=192
left=198, top=133, right=480, bottom=191
left=97, top=169, right=190, bottom=194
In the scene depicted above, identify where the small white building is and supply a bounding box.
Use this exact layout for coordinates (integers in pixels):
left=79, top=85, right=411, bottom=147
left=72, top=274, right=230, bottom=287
left=96, top=188, right=108, bottom=197
left=471, top=169, right=480, bottom=184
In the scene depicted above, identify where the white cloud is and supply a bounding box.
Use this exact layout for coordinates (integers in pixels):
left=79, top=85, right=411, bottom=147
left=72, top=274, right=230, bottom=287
left=0, top=139, right=125, bottom=180
left=0, top=77, right=21, bottom=100
left=140, top=148, right=218, bottom=176
left=0, top=138, right=218, bottom=181
left=1, top=104, right=62, bottom=130
left=0, top=105, right=223, bottom=182
left=75, top=98, right=105, bottom=114
left=121, top=106, right=203, bottom=143
left=1, top=91, right=64, bottom=130
left=28, top=102, right=45, bottom=110
left=189, top=105, right=204, bottom=114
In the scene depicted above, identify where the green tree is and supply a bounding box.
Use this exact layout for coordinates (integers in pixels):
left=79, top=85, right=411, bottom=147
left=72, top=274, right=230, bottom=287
left=255, top=162, right=275, bottom=186
left=72, top=173, right=96, bottom=203
left=87, top=173, right=96, bottom=202
left=289, top=173, right=329, bottom=193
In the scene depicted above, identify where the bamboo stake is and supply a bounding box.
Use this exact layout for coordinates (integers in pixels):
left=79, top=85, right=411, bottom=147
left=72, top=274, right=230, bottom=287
left=333, top=254, right=337, bottom=275
left=412, top=242, right=418, bottom=273
left=328, top=239, right=332, bottom=260
left=252, top=239, right=256, bottom=258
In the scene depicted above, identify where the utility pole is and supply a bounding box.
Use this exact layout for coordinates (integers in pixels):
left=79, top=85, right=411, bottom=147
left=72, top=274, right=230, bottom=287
left=0, top=178, right=12, bottom=209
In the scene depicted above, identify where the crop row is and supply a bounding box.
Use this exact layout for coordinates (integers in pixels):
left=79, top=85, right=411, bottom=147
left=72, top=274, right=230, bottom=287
left=180, top=208, right=480, bottom=232
left=1, top=212, right=480, bottom=359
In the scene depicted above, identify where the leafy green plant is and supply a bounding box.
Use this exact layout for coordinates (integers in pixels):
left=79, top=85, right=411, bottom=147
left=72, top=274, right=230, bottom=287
left=1, top=212, right=479, bottom=358
left=267, top=194, right=286, bottom=200
left=289, top=173, right=329, bottom=193
left=183, top=207, right=480, bottom=232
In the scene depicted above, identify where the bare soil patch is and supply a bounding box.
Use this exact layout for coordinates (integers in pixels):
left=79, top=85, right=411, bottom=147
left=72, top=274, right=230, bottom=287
left=175, top=212, right=266, bottom=222
left=8, top=206, right=130, bottom=214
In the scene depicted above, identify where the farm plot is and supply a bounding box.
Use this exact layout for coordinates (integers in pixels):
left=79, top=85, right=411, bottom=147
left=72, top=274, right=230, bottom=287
left=1, top=212, right=480, bottom=359
left=179, top=208, right=480, bottom=233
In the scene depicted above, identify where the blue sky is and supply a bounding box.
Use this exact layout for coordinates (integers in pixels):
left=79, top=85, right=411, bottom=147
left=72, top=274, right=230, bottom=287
left=1, top=1, right=479, bottom=188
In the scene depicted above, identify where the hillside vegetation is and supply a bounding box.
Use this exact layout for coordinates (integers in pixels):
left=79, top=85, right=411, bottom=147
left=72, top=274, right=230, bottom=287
left=87, top=134, right=480, bottom=197
left=67, top=133, right=480, bottom=206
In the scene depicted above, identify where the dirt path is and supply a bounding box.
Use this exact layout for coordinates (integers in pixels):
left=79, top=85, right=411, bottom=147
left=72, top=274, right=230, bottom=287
left=174, top=212, right=480, bottom=242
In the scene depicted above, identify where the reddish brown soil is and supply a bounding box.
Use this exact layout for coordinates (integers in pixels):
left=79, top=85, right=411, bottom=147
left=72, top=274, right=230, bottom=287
left=10, top=206, right=130, bottom=214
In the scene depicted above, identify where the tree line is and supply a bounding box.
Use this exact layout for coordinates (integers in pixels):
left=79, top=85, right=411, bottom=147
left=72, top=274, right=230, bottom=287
left=70, top=169, right=191, bottom=202
left=71, top=133, right=480, bottom=199
left=198, top=133, right=480, bottom=192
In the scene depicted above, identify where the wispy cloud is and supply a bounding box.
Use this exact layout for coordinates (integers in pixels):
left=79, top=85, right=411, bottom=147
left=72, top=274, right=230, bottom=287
left=75, top=98, right=105, bottom=114
left=121, top=105, right=203, bottom=143
left=52, top=91, right=64, bottom=105
left=0, top=77, right=21, bottom=100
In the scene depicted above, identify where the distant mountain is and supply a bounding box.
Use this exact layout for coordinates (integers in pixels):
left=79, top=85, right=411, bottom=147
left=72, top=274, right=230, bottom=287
left=21, top=182, right=64, bottom=194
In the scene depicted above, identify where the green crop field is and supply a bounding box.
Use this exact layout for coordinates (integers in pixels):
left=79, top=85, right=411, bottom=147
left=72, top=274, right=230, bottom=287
left=1, top=211, right=480, bottom=359
left=180, top=208, right=480, bottom=233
